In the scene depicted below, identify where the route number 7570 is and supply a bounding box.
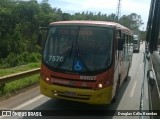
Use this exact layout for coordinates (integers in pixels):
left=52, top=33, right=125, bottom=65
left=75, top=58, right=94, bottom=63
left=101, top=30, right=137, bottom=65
left=49, top=55, right=64, bottom=62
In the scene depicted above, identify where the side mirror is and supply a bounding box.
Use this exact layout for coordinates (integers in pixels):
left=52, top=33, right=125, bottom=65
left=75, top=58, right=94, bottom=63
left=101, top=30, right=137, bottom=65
left=38, top=32, right=42, bottom=46
left=118, top=37, right=123, bottom=51
left=37, top=27, right=48, bottom=47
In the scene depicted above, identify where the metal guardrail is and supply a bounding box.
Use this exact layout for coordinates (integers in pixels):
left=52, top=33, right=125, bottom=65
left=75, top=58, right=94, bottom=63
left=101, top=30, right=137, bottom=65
left=0, top=68, right=40, bottom=89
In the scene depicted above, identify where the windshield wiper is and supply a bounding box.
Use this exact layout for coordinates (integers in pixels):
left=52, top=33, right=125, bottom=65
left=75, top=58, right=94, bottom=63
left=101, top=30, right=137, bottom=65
left=75, top=34, right=90, bottom=72
left=55, top=40, right=74, bottom=69
left=55, top=27, right=90, bottom=72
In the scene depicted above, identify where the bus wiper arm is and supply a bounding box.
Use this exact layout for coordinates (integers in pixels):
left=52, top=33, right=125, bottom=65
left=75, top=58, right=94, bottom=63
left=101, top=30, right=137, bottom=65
left=76, top=43, right=90, bottom=71
left=55, top=40, right=74, bottom=68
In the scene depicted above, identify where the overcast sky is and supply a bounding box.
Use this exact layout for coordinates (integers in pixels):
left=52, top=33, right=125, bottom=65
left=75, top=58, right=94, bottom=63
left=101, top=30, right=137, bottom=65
left=36, top=0, right=151, bottom=30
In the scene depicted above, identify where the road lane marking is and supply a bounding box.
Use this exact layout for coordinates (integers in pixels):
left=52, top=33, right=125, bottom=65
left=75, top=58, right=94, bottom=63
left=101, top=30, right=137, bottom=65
left=130, top=81, right=137, bottom=97
left=12, top=95, right=44, bottom=110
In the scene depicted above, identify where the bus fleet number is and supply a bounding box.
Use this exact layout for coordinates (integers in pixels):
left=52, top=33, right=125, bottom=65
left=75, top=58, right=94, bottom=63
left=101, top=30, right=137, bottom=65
left=49, top=56, right=64, bottom=62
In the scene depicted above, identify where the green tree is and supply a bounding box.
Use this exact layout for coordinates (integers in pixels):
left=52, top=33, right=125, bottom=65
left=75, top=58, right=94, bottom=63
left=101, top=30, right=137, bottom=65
left=139, top=31, right=147, bottom=41
left=62, top=13, right=71, bottom=20
left=108, top=13, right=118, bottom=22
left=119, top=13, right=144, bottom=31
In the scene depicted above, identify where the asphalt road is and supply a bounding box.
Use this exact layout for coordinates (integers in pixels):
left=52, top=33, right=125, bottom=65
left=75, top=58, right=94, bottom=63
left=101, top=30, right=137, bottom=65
left=0, top=43, right=149, bottom=119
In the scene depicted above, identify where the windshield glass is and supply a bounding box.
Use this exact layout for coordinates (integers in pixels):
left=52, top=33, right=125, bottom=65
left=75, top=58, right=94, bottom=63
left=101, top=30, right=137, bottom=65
left=133, top=35, right=139, bottom=44
left=43, top=26, right=113, bottom=73
left=133, top=40, right=139, bottom=44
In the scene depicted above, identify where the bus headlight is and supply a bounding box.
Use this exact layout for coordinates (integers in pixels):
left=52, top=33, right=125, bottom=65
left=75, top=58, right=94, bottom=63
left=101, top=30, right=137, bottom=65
left=46, top=77, right=50, bottom=82
left=95, top=80, right=112, bottom=90
left=98, top=83, right=103, bottom=88
left=40, top=72, right=52, bottom=85
left=44, top=77, right=52, bottom=84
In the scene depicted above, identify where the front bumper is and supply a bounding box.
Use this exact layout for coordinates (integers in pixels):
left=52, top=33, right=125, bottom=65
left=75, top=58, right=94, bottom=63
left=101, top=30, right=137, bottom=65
left=40, top=79, right=113, bottom=104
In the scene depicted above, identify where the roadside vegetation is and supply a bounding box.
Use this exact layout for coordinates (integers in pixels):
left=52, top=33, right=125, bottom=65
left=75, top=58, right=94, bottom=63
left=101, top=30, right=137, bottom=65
left=0, top=63, right=40, bottom=97
left=0, top=62, right=40, bottom=77
left=0, top=74, right=39, bottom=97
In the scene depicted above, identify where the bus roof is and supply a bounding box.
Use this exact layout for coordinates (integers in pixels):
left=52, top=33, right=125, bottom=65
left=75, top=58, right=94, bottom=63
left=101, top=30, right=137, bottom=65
left=50, top=20, right=133, bottom=34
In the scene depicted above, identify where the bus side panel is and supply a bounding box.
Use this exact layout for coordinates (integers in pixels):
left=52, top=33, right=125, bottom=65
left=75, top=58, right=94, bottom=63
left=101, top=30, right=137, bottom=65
left=112, top=59, right=119, bottom=99
left=112, top=32, right=120, bottom=100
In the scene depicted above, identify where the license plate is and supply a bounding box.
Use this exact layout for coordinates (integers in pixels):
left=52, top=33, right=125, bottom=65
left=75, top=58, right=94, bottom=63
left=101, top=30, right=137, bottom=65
left=64, top=91, right=77, bottom=97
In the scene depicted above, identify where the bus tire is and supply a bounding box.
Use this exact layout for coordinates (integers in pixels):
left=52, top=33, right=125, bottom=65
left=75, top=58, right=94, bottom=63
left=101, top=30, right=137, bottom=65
left=111, top=76, right=120, bottom=103
left=124, top=64, right=130, bottom=82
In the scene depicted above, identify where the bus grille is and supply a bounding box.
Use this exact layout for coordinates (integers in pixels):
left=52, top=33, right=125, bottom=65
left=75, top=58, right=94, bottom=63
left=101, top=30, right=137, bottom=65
left=52, top=90, right=91, bottom=100
left=50, top=75, right=97, bottom=82
left=50, top=75, right=95, bottom=89
left=52, top=83, right=92, bottom=89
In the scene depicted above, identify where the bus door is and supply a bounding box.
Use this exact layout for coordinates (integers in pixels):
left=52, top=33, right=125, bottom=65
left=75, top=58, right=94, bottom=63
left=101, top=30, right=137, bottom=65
left=120, top=33, right=127, bottom=84
left=112, top=30, right=120, bottom=98
left=124, top=35, right=130, bottom=73
left=122, top=34, right=132, bottom=82
left=127, top=35, right=133, bottom=68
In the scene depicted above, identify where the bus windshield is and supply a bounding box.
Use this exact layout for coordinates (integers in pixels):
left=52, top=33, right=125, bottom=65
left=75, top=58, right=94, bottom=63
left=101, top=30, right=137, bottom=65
left=133, top=35, right=139, bottom=44
left=43, top=26, right=113, bottom=73
left=133, top=40, right=139, bottom=44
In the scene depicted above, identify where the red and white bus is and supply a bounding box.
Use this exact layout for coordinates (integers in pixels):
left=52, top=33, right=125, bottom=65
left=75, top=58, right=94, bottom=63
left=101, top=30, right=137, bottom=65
left=39, top=21, right=133, bottom=104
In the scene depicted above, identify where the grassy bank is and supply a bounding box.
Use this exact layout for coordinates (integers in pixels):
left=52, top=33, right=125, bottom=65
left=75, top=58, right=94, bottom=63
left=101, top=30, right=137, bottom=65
left=0, top=63, right=40, bottom=97
left=0, top=74, right=40, bottom=97
left=0, top=62, right=40, bottom=77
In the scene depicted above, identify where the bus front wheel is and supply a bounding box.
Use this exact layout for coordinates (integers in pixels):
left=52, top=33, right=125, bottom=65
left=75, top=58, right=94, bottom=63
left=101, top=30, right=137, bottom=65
left=124, top=63, right=130, bottom=82
left=111, top=76, right=120, bottom=103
